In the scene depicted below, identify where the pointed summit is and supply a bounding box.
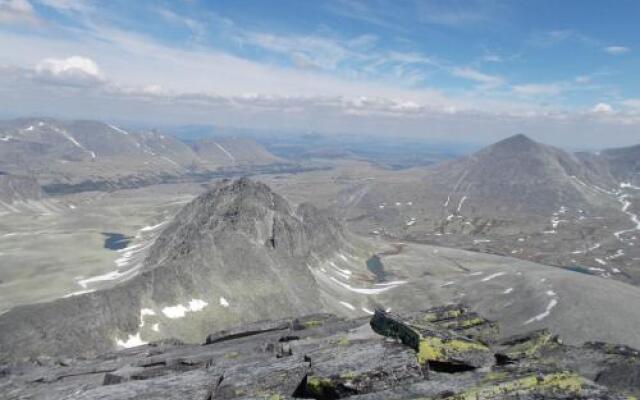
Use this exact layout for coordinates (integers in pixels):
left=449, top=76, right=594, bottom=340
left=489, top=133, right=539, bottom=153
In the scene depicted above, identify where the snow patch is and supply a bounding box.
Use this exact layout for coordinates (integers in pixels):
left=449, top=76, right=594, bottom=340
left=524, top=299, right=558, bottom=325
left=457, top=196, right=467, bottom=212
left=140, top=221, right=167, bottom=232
left=339, top=301, right=355, bottom=310
left=108, top=124, right=129, bottom=135
left=329, top=276, right=405, bottom=294
left=219, top=297, right=230, bottom=307
left=116, top=332, right=147, bottom=348
left=361, top=307, right=374, bottom=315
left=162, top=298, right=209, bottom=319
left=214, top=142, right=236, bottom=162
left=481, top=272, right=506, bottom=282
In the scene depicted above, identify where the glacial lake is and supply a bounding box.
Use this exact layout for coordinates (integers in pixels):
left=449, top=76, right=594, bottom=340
left=102, top=232, right=131, bottom=251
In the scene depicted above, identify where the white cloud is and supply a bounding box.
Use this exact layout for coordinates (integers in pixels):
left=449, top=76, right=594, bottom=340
left=35, top=56, right=105, bottom=86
left=451, top=67, right=503, bottom=87
left=415, top=0, right=501, bottom=27
left=513, top=83, right=562, bottom=96
left=591, top=102, right=613, bottom=114
left=155, top=7, right=205, bottom=41
left=0, top=0, right=39, bottom=25
left=0, top=7, right=639, bottom=148
left=603, top=46, right=630, bottom=55
left=620, top=99, right=640, bottom=112
left=528, top=30, right=598, bottom=48
left=241, top=32, right=363, bottom=71
left=37, top=0, right=89, bottom=12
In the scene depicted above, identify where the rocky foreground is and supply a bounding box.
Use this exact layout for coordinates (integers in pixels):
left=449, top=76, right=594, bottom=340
left=1, top=304, right=638, bottom=399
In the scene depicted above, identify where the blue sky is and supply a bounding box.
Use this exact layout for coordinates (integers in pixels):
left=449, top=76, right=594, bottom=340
left=0, top=0, right=639, bottom=147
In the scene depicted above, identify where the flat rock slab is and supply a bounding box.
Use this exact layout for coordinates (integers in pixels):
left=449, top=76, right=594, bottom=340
left=296, top=336, right=423, bottom=398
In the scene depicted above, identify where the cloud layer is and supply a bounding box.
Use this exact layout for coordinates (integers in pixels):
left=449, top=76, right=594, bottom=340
left=0, top=0, right=638, bottom=148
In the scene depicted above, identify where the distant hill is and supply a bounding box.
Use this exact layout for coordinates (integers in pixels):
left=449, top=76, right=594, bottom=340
left=0, top=173, right=59, bottom=214
left=0, top=118, right=286, bottom=191
left=190, top=137, right=283, bottom=168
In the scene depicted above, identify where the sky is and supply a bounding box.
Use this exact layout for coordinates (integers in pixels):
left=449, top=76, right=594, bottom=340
left=0, top=0, right=639, bottom=147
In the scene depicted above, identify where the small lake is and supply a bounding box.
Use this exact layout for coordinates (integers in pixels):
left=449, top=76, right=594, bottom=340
left=366, top=255, right=389, bottom=283
left=102, top=232, right=131, bottom=251
left=566, top=265, right=595, bottom=275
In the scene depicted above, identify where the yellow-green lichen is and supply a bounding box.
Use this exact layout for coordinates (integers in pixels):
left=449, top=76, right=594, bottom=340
left=339, top=371, right=357, bottom=380
left=417, top=337, right=489, bottom=365
left=336, top=336, right=350, bottom=346
left=443, top=372, right=584, bottom=400
left=224, top=351, right=240, bottom=359
left=306, top=376, right=334, bottom=397
left=502, top=331, right=552, bottom=359
left=301, top=320, right=323, bottom=329
left=416, top=308, right=464, bottom=324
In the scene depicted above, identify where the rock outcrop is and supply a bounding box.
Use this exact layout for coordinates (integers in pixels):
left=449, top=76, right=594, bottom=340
left=2, top=304, right=638, bottom=399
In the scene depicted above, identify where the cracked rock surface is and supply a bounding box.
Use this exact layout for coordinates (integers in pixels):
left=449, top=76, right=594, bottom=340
left=2, top=305, right=639, bottom=399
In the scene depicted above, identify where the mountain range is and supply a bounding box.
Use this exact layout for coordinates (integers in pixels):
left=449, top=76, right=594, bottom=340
left=0, top=118, right=288, bottom=193
left=3, top=178, right=640, bottom=364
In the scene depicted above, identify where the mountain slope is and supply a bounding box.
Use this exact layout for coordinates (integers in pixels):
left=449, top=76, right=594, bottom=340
left=346, top=134, right=620, bottom=234
left=0, top=178, right=370, bottom=360
left=601, top=144, right=640, bottom=186
left=4, top=178, right=640, bottom=363
left=339, top=134, right=640, bottom=282
left=191, top=137, right=283, bottom=168
left=0, top=172, right=59, bottom=214
left=0, top=118, right=285, bottom=190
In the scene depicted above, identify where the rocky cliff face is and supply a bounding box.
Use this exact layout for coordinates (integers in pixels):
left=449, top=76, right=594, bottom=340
left=2, top=305, right=638, bottom=399
left=0, top=178, right=355, bottom=362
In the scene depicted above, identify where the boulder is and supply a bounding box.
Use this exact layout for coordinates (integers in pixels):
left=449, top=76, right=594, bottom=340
left=370, top=306, right=495, bottom=370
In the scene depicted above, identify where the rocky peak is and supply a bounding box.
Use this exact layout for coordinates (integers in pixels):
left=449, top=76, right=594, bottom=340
left=485, top=133, right=542, bottom=155
left=144, top=177, right=345, bottom=270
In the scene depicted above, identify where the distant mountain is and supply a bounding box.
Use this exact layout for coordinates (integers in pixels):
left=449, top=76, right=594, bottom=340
left=190, top=137, right=283, bottom=168
left=348, top=134, right=619, bottom=231
left=422, top=134, right=616, bottom=218
left=338, top=134, right=640, bottom=283
left=0, top=118, right=286, bottom=191
left=601, top=144, right=640, bottom=186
